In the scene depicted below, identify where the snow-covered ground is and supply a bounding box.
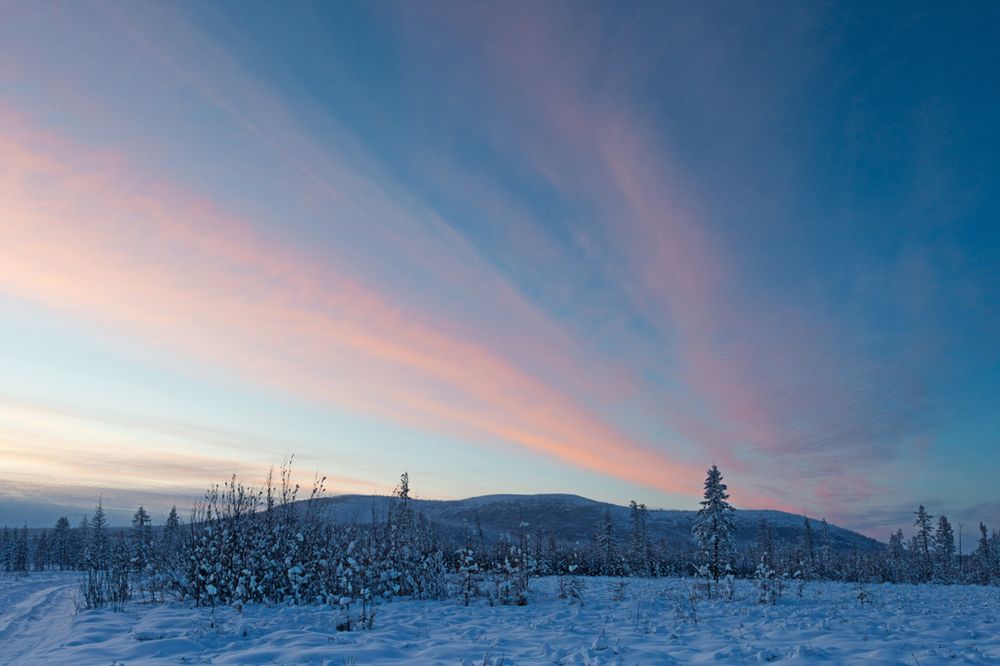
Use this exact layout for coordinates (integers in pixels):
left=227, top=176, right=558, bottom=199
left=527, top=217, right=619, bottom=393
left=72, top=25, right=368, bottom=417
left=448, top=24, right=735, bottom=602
left=2, top=573, right=999, bottom=664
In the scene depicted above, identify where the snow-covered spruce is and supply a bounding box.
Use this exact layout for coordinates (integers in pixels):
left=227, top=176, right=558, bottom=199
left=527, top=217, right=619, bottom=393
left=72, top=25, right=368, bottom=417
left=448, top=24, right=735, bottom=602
left=691, top=464, right=735, bottom=597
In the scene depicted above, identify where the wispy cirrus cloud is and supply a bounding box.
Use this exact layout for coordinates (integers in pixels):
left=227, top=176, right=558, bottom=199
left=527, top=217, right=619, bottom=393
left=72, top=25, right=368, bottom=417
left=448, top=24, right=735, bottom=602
left=387, top=1, right=943, bottom=517
left=2, top=1, right=994, bottom=531
left=0, top=108, right=705, bottom=502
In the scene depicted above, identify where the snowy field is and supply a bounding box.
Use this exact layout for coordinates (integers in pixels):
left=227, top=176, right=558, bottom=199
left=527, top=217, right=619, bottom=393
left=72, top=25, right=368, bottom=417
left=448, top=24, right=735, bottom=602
left=2, top=573, right=1000, bottom=664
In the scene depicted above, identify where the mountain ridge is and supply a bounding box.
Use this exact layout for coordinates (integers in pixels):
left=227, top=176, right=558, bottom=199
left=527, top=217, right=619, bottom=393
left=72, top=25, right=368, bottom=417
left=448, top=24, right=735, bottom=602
left=313, top=492, right=884, bottom=552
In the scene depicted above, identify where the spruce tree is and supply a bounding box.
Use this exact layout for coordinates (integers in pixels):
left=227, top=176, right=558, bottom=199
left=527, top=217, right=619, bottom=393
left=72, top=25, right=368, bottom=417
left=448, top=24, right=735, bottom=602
left=1, top=526, right=10, bottom=572
left=78, top=515, right=91, bottom=571
left=13, top=524, right=29, bottom=572
left=90, top=501, right=109, bottom=570
left=161, top=505, right=181, bottom=572
left=934, top=515, right=955, bottom=583
left=757, top=518, right=774, bottom=568
left=991, top=530, right=1000, bottom=584
left=595, top=509, right=617, bottom=576
left=33, top=531, right=49, bottom=571
left=975, top=522, right=992, bottom=584
left=131, top=506, right=153, bottom=573
left=912, top=505, right=934, bottom=582
left=692, top=464, right=735, bottom=594
left=887, top=529, right=906, bottom=583
left=801, top=515, right=816, bottom=578
left=52, top=517, right=71, bottom=570
left=819, top=519, right=832, bottom=579
left=628, top=500, right=650, bottom=575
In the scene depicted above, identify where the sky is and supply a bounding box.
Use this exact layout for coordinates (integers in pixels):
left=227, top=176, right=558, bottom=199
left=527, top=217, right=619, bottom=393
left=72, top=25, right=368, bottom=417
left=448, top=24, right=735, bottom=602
left=1, top=1, right=998, bottom=538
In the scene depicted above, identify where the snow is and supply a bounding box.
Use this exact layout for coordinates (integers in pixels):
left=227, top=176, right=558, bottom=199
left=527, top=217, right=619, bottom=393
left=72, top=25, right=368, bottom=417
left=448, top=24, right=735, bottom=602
left=3, top=572, right=1000, bottom=664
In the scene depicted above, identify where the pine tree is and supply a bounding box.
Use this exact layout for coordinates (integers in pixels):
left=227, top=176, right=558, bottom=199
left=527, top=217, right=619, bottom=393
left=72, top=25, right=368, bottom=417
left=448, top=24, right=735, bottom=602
left=163, top=506, right=180, bottom=543
left=991, top=530, right=1000, bottom=584
left=90, top=501, right=109, bottom=570
left=131, top=506, right=153, bottom=573
left=12, top=524, right=29, bottom=572
left=126, top=505, right=154, bottom=600
left=33, top=530, right=49, bottom=571
left=52, top=517, right=71, bottom=570
left=757, top=518, right=774, bottom=568
left=1, top=526, right=10, bottom=572
left=934, top=515, right=956, bottom=583
left=887, top=529, right=906, bottom=583
left=159, top=505, right=182, bottom=578
left=628, top=500, right=650, bottom=576
left=801, top=515, right=816, bottom=579
left=692, top=464, right=735, bottom=595
left=77, top=515, right=91, bottom=571
left=595, top=509, right=618, bottom=576
left=912, top=505, right=934, bottom=582
left=819, top=519, right=832, bottom=579
left=974, top=522, right=993, bottom=585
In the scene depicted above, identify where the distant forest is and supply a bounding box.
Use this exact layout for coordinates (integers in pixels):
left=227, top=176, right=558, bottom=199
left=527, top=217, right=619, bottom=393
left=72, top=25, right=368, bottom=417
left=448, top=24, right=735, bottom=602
left=2, top=462, right=998, bottom=621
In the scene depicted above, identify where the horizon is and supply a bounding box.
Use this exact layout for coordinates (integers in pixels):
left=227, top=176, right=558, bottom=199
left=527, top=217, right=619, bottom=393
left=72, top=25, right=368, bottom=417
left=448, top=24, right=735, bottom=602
left=2, top=2, right=999, bottom=541
left=1, top=484, right=882, bottom=539
left=0, top=475, right=964, bottom=544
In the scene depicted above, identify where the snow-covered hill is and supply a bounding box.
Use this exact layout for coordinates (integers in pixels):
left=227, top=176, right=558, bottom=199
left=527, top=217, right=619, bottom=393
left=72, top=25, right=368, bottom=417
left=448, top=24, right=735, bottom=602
left=313, top=493, right=883, bottom=552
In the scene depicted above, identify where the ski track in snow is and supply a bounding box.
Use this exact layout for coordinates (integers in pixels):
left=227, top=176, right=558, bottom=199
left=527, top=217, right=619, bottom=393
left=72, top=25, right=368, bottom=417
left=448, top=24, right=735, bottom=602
left=0, top=573, right=77, bottom=665
left=1, top=574, right=999, bottom=664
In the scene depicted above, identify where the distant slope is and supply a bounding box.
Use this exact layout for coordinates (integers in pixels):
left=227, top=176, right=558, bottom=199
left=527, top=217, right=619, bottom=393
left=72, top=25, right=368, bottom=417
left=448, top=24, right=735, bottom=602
left=314, top=493, right=883, bottom=552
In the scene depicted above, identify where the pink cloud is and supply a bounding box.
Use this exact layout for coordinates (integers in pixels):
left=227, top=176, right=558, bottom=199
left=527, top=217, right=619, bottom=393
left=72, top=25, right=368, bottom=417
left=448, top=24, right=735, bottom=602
left=0, top=1, right=932, bottom=522
left=0, top=110, right=705, bottom=499
left=400, top=2, right=927, bottom=516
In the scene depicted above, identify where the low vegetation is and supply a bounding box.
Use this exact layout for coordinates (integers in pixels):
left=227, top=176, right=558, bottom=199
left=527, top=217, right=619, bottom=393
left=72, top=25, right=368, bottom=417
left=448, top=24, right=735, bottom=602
left=2, top=461, right=998, bottom=627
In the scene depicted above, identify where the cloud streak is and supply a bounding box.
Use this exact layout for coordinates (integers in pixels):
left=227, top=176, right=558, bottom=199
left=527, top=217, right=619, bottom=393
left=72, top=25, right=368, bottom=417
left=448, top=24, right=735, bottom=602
left=382, top=1, right=951, bottom=519
left=2, top=1, right=994, bottom=530
left=0, top=108, right=704, bottom=502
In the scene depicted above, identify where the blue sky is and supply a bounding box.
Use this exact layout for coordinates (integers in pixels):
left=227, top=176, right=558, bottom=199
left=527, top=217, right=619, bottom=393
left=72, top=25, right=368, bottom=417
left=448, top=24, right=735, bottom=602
left=0, top=1, right=998, bottom=537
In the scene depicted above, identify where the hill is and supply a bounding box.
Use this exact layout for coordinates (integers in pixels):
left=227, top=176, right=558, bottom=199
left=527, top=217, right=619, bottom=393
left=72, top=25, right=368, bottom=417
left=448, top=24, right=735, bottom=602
left=314, top=493, right=883, bottom=552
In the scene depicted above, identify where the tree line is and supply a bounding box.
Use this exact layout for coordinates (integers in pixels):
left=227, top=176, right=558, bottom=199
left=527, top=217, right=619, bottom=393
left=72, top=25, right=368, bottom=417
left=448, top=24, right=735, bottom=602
left=688, top=464, right=1000, bottom=599
left=2, top=463, right=998, bottom=619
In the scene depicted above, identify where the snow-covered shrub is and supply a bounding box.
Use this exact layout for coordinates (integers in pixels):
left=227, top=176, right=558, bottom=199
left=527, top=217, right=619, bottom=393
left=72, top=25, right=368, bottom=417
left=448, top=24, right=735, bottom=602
left=456, top=543, right=480, bottom=606
left=611, top=577, right=628, bottom=602
left=794, top=558, right=806, bottom=598
left=722, top=563, right=736, bottom=600
left=182, top=475, right=263, bottom=606
left=484, top=524, right=533, bottom=606
left=692, top=562, right=712, bottom=598
left=558, top=563, right=584, bottom=604
left=671, top=579, right=700, bottom=625
left=77, top=535, right=132, bottom=612
left=754, top=557, right=778, bottom=605
left=107, top=534, right=133, bottom=611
